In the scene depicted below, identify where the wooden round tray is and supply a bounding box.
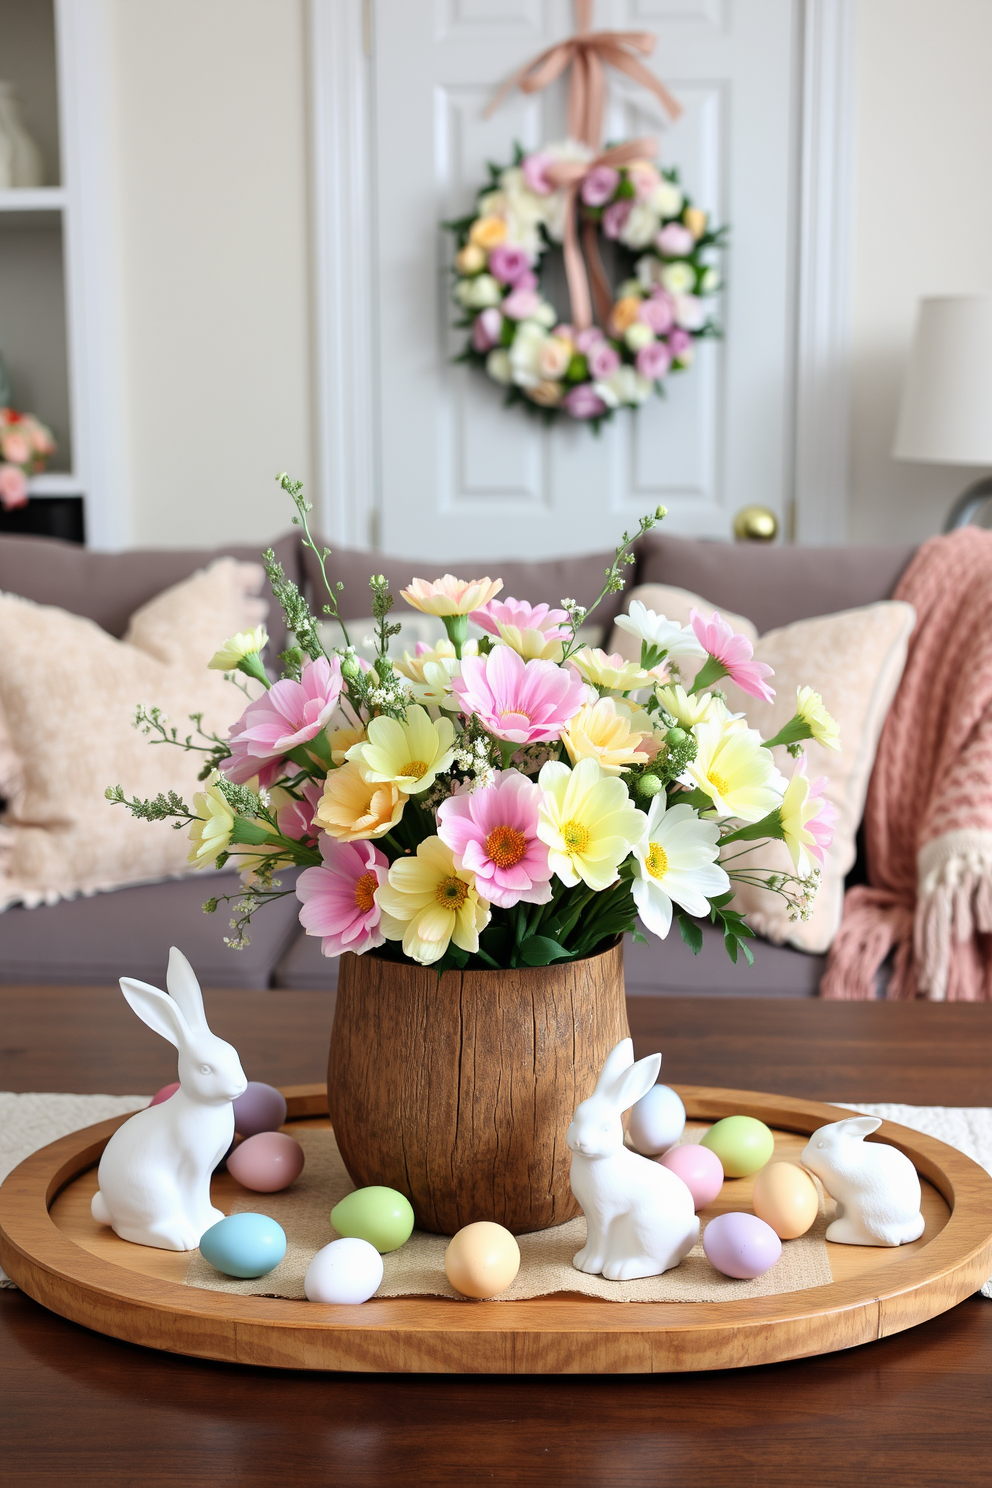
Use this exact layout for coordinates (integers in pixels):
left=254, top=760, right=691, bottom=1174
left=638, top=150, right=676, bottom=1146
left=2, top=1084, right=990, bottom=1374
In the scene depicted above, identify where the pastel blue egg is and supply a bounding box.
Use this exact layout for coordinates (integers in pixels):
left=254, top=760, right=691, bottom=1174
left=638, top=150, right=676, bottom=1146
left=199, top=1212, right=287, bottom=1278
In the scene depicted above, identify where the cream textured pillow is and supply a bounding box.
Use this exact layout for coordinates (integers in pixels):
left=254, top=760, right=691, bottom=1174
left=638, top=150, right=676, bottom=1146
left=0, top=559, right=266, bottom=909
left=609, top=586, right=915, bottom=954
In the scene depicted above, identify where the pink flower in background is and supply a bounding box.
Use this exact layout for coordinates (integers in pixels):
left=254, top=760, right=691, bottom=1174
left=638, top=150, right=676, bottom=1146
left=515, top=270, right=539, bottom=290
left=602, top=200, right=632, bottom=240
left=488, top=244, right=532, bottom=285
left=629, top=161, right=661, bottom=199
left=522, top=151, right=554, bottom=195
left=673, top=293, right=706, bottom=331
left=276, top=780, right=324, bottom=842
left=635, top=341, right=672, bottom=381
left=553, top=323, right=577, bottom=342
left=472, top=308, right=503, bottom=351
left=437, top=771, right=552, bottom=909
left=804, top=768, right=837, bottom=865
left=580, top=164, right=619, bottom=206
left=564, top=384, right=608, bottom=420
left=0, top=464, right=28, bottom=511
left=668, top=328, right=692, bottom=359
left=227, top=656, right=343, bottom=762
left=690, top=608, right=776, bottom=703
left=452, top=645, right=589, bottom=744
left=575, top=327, right=604, bottom=354
left=588, top=342, right=620, bottom=379
left=1, top=432, right=30, bottom=465
left=296, top=837, right=388, bottom=957
left=639, top=294, right=674, bottom=335
left=472, top=598, right=569, bottom=642
left=502, top=287, right=542, bottom=321
left=656, top=222, right=695, bottom=257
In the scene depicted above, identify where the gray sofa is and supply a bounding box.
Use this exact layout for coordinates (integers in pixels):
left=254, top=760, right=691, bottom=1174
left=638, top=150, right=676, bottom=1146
left=0, top=529, right=916, bottom=994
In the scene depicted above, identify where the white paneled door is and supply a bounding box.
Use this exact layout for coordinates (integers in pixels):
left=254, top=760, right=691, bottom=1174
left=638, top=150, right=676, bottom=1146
left=358, top=0, right=799, bottom=561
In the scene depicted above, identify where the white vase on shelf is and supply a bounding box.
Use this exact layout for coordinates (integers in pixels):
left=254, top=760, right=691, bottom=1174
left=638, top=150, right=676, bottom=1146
left=0, top=82, right=44, bottom=189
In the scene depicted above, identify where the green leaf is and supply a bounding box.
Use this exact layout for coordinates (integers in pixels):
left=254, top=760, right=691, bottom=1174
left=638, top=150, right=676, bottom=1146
left=520, top=936, right=571, bottom=967
left=631, top=930, right=648, bottom=945
left=677, top=915, right=703, bottom=955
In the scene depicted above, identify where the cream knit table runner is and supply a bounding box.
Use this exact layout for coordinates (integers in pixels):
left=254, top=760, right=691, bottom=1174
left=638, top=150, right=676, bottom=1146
left=2, top=1092, right=990, bottom=1299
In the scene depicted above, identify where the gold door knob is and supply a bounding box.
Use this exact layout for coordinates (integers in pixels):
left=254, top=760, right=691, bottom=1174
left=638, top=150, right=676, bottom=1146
left=733, top=505, right=779, bottom=542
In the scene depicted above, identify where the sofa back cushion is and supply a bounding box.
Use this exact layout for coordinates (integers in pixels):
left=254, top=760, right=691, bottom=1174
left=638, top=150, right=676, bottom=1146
left=635, top=534, right=916, bottom=636
left=0, top=531, right=301, bottom=659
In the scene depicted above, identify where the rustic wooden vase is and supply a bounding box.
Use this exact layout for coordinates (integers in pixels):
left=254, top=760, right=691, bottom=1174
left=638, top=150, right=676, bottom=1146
left=326, top=940, right=629, bottom=1235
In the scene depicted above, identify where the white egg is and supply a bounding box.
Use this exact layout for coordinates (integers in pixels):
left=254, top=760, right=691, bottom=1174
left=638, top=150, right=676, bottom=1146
left=627, top=1083, right=686, bottom=1157
left=304, top=1236, right=384, bottom=1305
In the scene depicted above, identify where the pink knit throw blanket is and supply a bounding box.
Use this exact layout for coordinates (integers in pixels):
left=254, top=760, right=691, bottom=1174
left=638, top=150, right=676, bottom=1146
left=822, top=528, right=992, bottom=1001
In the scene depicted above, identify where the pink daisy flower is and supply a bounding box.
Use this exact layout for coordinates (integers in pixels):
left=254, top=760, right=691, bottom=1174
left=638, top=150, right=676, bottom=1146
left=276, top=780, right=324, bottom=843
left=804, top=768, right=837, bottom=865
left=689, top=608, right=776, bottom=703
left=451, top=644, right=589, bottom=744
left=225, top=656, right=343, bottom=764
left=471, top=597, right=570, bottom=645
left=437, top=771, right=552, bottom=909
left=295, top=837, right=388, bottom=957
left=220, top=729, right=287, bottom=789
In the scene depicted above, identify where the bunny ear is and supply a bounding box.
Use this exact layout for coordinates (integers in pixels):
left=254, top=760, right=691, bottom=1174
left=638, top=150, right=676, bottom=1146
left=610, top=1052, right=662, bottom=1114
left=120, top=977, right=191, bottom=1050
left=594, top=1038, right=635, bottom=1095
left=166, top=947, right=206, bottom=1030
left=839, top=1116, right=882, bottom=1140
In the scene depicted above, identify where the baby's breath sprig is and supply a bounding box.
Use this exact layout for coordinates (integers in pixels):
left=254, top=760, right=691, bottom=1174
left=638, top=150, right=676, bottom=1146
left=559, top=506, right=667, bottom=661
left=275, top=472, right=352, bottom=650
left=105, top=785, right=195, bottom=828
left=370, top=574, right=402, bottom=660
left=727, top=866, right=821, bottom=923
left=262, top=547, right=325, bottom=663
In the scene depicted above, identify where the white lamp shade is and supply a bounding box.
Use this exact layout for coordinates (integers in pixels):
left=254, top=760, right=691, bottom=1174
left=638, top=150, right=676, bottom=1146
left=893, top=295, right=992, bottom=465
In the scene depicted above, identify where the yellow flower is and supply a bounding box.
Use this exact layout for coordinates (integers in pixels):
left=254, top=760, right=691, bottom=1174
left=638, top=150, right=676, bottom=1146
left=610, top=295, right=642, bottom=333
left=537, top=757, right=648, bottom=890
left=527, top=379, right=563, bottom=407
left=796, top=687, right=841, bottom=751
left=683, top=205, right=708, bottom=239
left=778, top=768, right=818, bottom=878
left=207, top=626, right=269, bottom=671
left=455, top=243, right=486, bottom=274
left=401, top=574, right=503, bottom=617
left=469, top=215, right=507, bottom=250
left=348, top=704, right=455, bottom=795
left=328, top=723, right=366, bottom=766
left=313, top=759, right=404, bottom=841
left=683, top=721, right=781, bottom=822
left=560, top=697, right=653, bottom=775
left=393, top=639, right=478, bottom=705
left=376, top=836, right=491, bottom=965
left=655, top=683, right=733, bottom=729
left=188, top=774, right=235, bottom=866
left=570, top=646, right=653, bottom=694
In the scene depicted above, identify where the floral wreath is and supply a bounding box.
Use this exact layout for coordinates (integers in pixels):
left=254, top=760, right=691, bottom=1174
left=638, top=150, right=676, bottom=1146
left=447, top=141, right=725, bottom=428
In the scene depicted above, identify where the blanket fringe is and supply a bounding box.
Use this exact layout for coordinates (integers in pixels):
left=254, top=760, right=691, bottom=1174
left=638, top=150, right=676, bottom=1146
left=916, top=830, right=992, bottom=1001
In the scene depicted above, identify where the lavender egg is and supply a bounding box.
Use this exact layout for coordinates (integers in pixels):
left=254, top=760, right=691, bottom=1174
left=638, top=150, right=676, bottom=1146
left=703, top=1212, right=782, bottom=1279
left=232, top=1081, right=288, bottom=1138
left=227, top=1131, right=305, bottom=1192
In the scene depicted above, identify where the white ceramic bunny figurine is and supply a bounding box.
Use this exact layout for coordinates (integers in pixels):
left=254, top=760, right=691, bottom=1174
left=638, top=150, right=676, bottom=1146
left=801, top=1117, right=925, bottom=1247
left=567, top=1038, right=699, bottom=1281
left=90, top=947, right=248, bottom=1251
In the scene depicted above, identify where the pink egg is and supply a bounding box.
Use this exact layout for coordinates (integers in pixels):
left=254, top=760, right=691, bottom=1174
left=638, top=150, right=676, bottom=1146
left=226, top=1131, right=305, bottom=1193
left=702, top=1211, right=782, bottom=1279
left=150, top=1081, right=180, bottom=1106
left=657, top=1143, right=724, bottom=1209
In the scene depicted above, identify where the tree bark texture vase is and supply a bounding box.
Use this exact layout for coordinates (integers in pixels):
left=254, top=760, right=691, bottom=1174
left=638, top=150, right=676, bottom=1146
left=326, top=941, right=629, bottom=1235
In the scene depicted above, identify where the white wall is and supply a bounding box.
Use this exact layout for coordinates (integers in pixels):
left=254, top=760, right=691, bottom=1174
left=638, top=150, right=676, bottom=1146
left=109, top=0, right=313, bottom=549
left=848, top=0, right=992, bottom=543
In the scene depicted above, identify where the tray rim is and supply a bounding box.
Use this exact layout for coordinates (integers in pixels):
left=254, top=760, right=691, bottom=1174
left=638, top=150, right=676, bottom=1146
left=1, top=1083, right=990, bottom=1374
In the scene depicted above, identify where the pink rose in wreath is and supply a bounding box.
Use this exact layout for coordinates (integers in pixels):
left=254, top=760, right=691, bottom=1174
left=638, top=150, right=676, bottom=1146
left=656, top=222, right=696, bottom=257
left=639, top=294, right=675, bottom=335
left=588, top=341, right=621, bottom=380
left=0, top=464, right=28, bottom=511
left=581, top=164, right=620, bottom=207
left=488, top=244, right=532, bottom=285
left=502, top=287, right=542, bottom=321
left=564, top=384, right=608, bottom=420
left=472, top=308, right=503, bottom=352
left=575, top=327, right=604, bottom=354
left=602, top=200, right=632, bottom=240
left=668, top=328, right=693, bottom=359
left=635, top=341, right=672, bottom=381
left=521, top=151, right=555, bottom=195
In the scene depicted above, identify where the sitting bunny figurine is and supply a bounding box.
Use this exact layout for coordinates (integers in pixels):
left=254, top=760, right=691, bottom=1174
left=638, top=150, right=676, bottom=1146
left=91, top=947, right=248, bottom=1251
left=801, top=1116, right=925, bottom=1247
left=568, top=1038, right=699, bottom=1281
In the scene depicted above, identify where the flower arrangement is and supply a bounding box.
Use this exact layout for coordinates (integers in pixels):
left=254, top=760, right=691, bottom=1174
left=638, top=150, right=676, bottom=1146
left=0, top=407, right=56, bottom=511
left=109, top=476, right=838, bottom=973
left=447, top=142, right=725, bottom=428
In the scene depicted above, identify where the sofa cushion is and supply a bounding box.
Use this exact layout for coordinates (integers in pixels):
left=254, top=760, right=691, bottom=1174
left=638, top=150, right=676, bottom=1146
left=635, top=534, right=916, bottom=636
left=304, top=541, right=628, bottom=633
left=0, top=530, right=301, bottom=660
left=273, top=924, right=339, bottom=991
left=0, top=871, right=303, bottom=988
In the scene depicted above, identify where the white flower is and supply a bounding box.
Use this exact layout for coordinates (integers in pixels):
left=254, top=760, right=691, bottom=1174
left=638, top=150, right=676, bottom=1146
left=700, top=266, right=721, bottom=293
left=486, top=348, right=513, bottom=385
left=635, top=254, right=664, bottom=290
left=478, top=189, right=507, bottom=218
left=615, top=603, right=706, bottom=664
left=648, top=179, right=684, bottom=218
left=616, top=278, right=643, bottom=299
left=454, top=279, right=476, bottom=308
left=660, top=262, right=696, bottom=295
left=619, top=203, right=661, bottom=250
left=594, top=366, right=653, bottom=408
left=631, top=794, right=730, bottom=939
left=624, top=322, right=655, bottom=352
left=465, top=274, right=503, bottom=309
left=509, top=320, right=548, bottom=387
left=682, top=720, right=781, bottom=822
left=673, top=293, right=706, bottom=330
left=533, top=301, right=557, bottom=328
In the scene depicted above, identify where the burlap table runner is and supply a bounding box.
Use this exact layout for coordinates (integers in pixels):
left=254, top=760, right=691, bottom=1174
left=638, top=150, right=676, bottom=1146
left=183, top=1126, right=833, bottom=1303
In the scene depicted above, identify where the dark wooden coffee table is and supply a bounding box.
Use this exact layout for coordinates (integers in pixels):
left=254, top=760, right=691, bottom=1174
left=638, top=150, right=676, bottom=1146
left=2, top=985, right=990, bottom=1487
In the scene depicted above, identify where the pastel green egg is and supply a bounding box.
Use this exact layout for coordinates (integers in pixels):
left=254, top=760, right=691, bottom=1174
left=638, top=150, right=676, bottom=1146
left=331, top=1186, right=415, bottom=1253
left=700, top=1115, right=775, bottom=1178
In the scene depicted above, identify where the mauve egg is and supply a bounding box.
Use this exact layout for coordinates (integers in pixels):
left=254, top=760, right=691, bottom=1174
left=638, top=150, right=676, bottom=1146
left=657, top=1143, right=724, bottom=1209
left=703, top=1211, right=782, bottom=1279
left=226, top=1131, right=305, bottom=1192
left=232, top=1081, right=288, bottom=1138
left=150, top=1081, right=180, bottom=1106
left=627, top=1084, right=686, bottom=1156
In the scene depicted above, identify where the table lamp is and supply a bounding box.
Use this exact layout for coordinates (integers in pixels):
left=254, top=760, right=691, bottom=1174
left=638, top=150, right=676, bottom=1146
left=892, top=295, right=992, bottom=529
